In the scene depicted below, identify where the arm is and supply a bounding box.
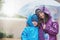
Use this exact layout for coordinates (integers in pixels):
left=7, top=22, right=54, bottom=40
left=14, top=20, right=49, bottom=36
left=21, top=28, right=28, bottom=40
left=44, top=22, right=59, bottom=36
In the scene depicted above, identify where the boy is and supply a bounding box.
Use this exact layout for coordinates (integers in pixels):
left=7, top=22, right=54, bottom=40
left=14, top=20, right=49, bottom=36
left=21, top=15, right=38, bottom=40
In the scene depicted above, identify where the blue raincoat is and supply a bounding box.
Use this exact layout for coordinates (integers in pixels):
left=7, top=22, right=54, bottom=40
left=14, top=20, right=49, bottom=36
left=21, top=14, right=38, bottom=40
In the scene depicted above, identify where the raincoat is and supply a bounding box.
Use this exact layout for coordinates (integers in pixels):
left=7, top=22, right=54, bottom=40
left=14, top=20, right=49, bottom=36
left=38, top=6, right=59, bottom=40
left=21, top=14, right=38, bottom=40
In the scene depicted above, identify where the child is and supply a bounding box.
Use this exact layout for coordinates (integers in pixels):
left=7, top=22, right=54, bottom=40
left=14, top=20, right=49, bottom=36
left=35, top=7, right=59, bottom=40
left=21, top=14, right=39, bottom=40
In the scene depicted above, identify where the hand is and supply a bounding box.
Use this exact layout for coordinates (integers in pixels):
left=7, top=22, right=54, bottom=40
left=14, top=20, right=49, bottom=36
left=43, top=24, right=46, bottom=29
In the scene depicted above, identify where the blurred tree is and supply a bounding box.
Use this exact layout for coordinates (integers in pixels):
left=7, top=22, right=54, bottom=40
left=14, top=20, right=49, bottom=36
left=7, top=34, right=14, bottom=38
left=0, top=32, right=6, bottom=38
left=14, top=14, right=27, bottom=18
left=0, top=13, right=7, bottom=17
left=0, top=0, right=3, bottom=10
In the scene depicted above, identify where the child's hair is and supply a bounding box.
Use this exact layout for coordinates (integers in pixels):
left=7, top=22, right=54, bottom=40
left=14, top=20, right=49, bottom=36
left=35, top=9, right=50, bottom=27
left=35, top=9, right=43, bottom=16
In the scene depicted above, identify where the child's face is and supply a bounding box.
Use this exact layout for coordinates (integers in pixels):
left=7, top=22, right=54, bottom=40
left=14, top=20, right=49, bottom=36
left=39, top=12, right=45, bottom=19
left=32, top=21, right=38, bottom=26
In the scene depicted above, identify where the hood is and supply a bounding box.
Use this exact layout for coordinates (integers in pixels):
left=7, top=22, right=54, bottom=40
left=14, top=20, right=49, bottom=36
left=27, top=14, right=38, bottom=27
left=37, top=6, right=51, bottom=17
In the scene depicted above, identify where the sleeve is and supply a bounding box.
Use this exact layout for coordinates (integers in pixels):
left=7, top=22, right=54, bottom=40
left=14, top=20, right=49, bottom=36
left=44, top=21, right=59, bottom=36
left=21, top=28, right=28, bottom=40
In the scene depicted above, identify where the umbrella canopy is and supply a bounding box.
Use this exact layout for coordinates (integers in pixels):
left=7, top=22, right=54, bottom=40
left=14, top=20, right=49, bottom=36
left=19, top=0, right=60, bottom=18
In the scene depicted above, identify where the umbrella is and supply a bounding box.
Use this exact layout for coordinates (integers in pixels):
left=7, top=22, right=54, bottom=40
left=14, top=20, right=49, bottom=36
left=19, top=0, right=60, bottom=18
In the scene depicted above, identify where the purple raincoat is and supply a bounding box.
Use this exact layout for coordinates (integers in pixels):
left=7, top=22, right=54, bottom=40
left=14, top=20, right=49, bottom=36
left=38, top=6, right=59, bottom=40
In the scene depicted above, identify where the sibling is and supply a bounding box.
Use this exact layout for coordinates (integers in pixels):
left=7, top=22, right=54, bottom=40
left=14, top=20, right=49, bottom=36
left=21, top=15, right=39, bottom=40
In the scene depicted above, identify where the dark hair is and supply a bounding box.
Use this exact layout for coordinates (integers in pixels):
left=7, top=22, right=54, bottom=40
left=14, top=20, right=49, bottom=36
left=35, top=9, right=50, bottom=27
left=38, top=13, right=50, bottom=27
left=35, top=9, right=43, bottom=16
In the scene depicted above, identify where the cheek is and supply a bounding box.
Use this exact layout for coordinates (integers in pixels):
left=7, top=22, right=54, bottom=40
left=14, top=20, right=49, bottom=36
left=39, top=14, right=43, bottom=17
left=39, top=14, right=45, bottom=18
left=34, top=22, right=38, bottom=26
left=32, top=22, right=38, bottom=26
left=42, top=15, right=44, bottom=18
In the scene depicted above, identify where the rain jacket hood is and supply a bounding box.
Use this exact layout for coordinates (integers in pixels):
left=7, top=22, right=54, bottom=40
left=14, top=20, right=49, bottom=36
left=27, top=14, right=38, bottom=27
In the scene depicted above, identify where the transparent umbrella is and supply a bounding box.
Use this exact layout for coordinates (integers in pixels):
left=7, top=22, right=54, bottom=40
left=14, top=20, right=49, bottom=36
left=19, top=0, right=60, bottom=18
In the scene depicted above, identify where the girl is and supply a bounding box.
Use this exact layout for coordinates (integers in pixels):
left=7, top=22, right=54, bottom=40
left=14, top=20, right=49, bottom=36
left=35, top=6, right=59, bottom=40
